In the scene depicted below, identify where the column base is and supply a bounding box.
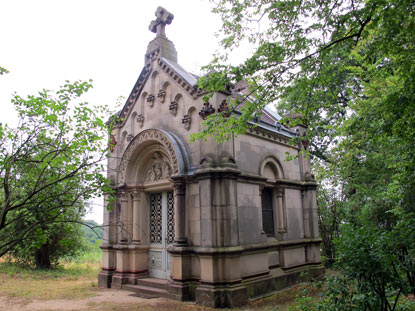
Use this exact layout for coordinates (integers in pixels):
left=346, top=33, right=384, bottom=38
left=195, top=283, right=247, bottom=308
left=168, top=280, right=194, bottom=301
left=98, top=269, right=115, bottom=288
left=111, top=272, right=129, bottom=289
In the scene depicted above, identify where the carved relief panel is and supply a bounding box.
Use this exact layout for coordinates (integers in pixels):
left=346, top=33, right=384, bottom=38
left=145, top=152, right=172, bottom=182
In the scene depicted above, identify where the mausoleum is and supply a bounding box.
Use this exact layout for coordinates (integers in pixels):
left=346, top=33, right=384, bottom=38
left=98, top=7, right=324, bottom=308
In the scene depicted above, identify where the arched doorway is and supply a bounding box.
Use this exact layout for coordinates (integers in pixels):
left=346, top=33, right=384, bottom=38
left=117, top=129, right=189, bottom=280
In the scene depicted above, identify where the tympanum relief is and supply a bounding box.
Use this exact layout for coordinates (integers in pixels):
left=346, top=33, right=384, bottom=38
left=145, top=152, right=173, bottom=182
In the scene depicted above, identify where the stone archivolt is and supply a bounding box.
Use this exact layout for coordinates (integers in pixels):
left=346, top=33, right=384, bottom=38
left=118, top=129, right=179, bottom=184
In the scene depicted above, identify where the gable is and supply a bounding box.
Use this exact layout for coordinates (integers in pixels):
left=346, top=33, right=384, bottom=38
left=117, top=56, right=203, bottom=128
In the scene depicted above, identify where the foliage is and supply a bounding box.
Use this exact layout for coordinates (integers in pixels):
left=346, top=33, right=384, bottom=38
left=334, top=225, right=407, bottom=310
left=9, top=221, right=87, bottom=268
left=81, top=220, right=103, bottom=245
left=0, top=80, right=114, bottom=267
left=314, top=162, right=346, bottom=267
left=202, top=0, right=415, bottom=309
left=0, top=66, right=9, bottom=75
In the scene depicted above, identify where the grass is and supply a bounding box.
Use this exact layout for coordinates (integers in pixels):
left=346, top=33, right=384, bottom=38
left=1, top=251, right=414, bottom=311
left=0, top=251, right=101, bottom=301
left=0, top=251, right=326, bottom=311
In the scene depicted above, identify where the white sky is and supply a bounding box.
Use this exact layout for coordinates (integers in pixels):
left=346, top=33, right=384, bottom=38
left=0, top=0, right=239, bottom=224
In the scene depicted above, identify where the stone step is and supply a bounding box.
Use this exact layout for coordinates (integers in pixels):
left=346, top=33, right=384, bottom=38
left=123, top=284, right=170, bottom=299
left=135, top=277, right=168, bottom=290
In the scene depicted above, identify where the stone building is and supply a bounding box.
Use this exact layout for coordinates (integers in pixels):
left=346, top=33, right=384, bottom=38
left=98, top=7, right=324, bottom=308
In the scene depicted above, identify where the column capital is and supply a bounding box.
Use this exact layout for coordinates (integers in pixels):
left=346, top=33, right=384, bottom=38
left=276, top=187, right=285, bottom=197
left=132, top=191, right=142, bottom=201
left=120, top=191, right=129, bottom=201
left=174, top=181, right=186, bottom=195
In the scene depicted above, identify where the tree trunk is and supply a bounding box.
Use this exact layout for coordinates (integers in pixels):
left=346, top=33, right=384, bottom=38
left=35, top=243, right=51, bottom=269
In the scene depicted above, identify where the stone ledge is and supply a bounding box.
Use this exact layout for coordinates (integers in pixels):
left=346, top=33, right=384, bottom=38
left=168, top=238, right=323, bottom=255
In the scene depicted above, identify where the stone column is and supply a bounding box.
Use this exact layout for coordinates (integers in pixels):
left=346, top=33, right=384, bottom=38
left=132, top=191, right=141, bottom=243
left=173, top=180, right=187, bottom=245
left=258, top=186, right=266, bottom=235
left=276, top=188, right=286, bottom=232
left=119, top=191, right=128, bottom=243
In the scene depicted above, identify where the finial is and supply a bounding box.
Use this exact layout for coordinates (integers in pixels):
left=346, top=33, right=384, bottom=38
left=149, top=6, right=174, bottom=38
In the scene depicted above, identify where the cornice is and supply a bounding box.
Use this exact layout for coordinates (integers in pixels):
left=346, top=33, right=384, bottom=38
left=116, top=63, right=152, bottom=128
left=246, top=126, right=301, bottom=150
left=157, top=58, right=203, bottom=99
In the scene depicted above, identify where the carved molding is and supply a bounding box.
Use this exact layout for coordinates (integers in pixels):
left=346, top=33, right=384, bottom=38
left=145, top=152, right=173, bottom=182
left=126, top=134, right=134, bottom=142
left=119, top=64, right=152, bottom=123
left=182, top=114, right=191, bottom=130
left=109, top=134, right=117, bottom=153
left=158, top=89, right=166, bottom=103
left=158, top=58, right=203, bottom=98
left=218, top=100, right=231, bottom=118
left=174, top=181, right=186, bottom=195
left=132, top=191, right=142, bottom=201
left=276, top=187, right=285, bottom=197
left=147, top=94, right=155, bottom=107
left=169, top=101, right=178, bottom=116
left=199, top=102, right=215, bottom=120
left=118, top=129, right=179, bottom=184
left=137, top=114, right=144, bottom=128
left=120, top=191, right=129, bottom=202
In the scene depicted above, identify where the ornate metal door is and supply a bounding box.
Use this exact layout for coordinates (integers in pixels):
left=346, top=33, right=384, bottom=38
left=148, top=191, right=174, bottom=279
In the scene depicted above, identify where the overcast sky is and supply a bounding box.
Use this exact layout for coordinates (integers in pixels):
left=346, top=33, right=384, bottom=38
left=0, top=0, right=238, bottom=223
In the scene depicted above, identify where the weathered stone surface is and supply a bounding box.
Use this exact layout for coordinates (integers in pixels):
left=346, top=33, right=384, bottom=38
left=99, top=6, right=323, bottom=308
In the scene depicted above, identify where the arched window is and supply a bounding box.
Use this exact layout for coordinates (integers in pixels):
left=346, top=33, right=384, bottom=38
left=261, top=187, right=275, bottom=236
left=259, top=156, right=287, bottom=237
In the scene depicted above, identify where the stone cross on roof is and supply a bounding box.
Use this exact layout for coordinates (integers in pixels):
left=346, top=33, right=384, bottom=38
left=149, top=6, right=174, bottom=38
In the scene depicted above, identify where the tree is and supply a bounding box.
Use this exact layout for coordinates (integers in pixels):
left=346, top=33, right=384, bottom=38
left=0, top=66, right=9, bottom=75
left=199, top=0, right=415, bottom=308
left=0, top=80, right=113, bottom=267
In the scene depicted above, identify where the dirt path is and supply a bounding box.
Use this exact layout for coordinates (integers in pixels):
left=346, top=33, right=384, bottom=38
left=0, top=289, right=184, bottom=311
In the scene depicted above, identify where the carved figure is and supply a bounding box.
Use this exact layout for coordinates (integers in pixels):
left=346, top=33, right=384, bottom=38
left=145, top=152, right=172, bottom=182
